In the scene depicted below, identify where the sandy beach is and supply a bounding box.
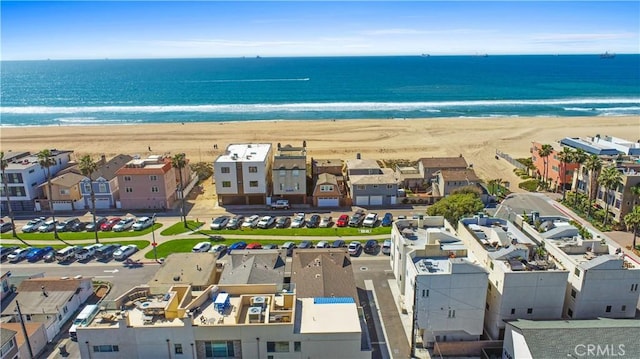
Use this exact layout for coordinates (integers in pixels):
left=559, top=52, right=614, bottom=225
left=1, top=116, right=638, bottom=188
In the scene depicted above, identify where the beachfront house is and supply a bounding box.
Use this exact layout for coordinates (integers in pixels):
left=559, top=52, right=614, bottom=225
left=77, top=154, right=133, bottom=209
left=346, top=157, right=398, bottom=206
left=271, top=143, right=307, bottom=205
left=116, top=154, right=192, bottom=210
left=431, top=168, right=482, bottom=197
left=312, top=173, right=346, bottom=207
left=0, top=150, right=73, bottom=213
left=560, top=134, right=640, bottom=156
left=214, top=143, right=273, bottom=206
left=311, top=158, right=344, bottom=178
left=530, top=141, right=579, bottom=192
left=417, top=156, right=468, bottom=189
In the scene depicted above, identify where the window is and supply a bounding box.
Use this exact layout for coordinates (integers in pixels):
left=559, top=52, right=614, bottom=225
left=249, top=181, right=259, bottom=187
left=357, top=185, right=366, bottom=190
left=485, top=303, right=489, bottom=310
left=567, top=308, right=573, bottom=317
left=93, top=345, right=119, bottom=353
left=204, top=341, right=234, bottom=358
left=267, top=341, right=289, bottom=353
left=59, top=188, right=70, bottom=195
left=631, top=283, right=639, bottom=292
left=605, top=305, right=611, bottom=313
left=292, top=169, right=300, bottom=177
left=151, top=186, right=159, bottom=193
left=574, top=268, right=580, bottom=277
left=489, top=262, right=494, bottom=270
left=279, top=183, right=284, bottom=190
left=527, top=308, right=533, bottom=314
left=294, top=342, right=301, bottom=352
left=7, top=173, right=23, bottom=183
left=279, top=169, right=286, bottom=177
left=84, top=183, right=91, bottom=193
left=422, top=289, right=429, bottom=297
left=387, top=184, right=394, bottom=189
left=372, top=184, right=378, bottom=188
left=98, top=183, right=107, bottom=192
left=622, top=305, right=626, bottom=312
left=511, top=308, right=515, bottom=315
left=222, top=181, right=231, bottom=188
left=174, top=344, right=183, bottom=354
left=149, top=175, right=157, bottom=181
left=221, top=167, right=230, bottom=174
left=294, top=183, right=299, bottom=190
left=448, top=309, right=456, bottom=318
left=571, top=289, right=576, bottom=298
left=248, top=166, right=258, bottom=173
left=124, top=176, right=132, bottom=182
left=63, top=306, right=68, bottom=314
left=125, top=187, right=133, bottom=193
left=25, top=314, right=31, bottom=321
left=320, top=185, right=333, bottom=192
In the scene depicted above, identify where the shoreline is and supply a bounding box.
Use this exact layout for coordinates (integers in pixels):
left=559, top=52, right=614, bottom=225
left=1, top=116, right=638, bottom=187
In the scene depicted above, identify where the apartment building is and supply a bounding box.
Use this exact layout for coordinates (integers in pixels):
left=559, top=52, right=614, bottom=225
left=271, top=143, right=307, bottom=204
left=458, top=214, right=569, bottom=339
left=214, top=144, right=273, bottom=206
left=519, top=215, right=640, bottom=320
left=560, top=134, right=640, bottom=156
left=77, top=284, right=370, bottom=359
left=390, top=217, right=489, bottom=348
left=346, top=158, right=398, bottom=206
left=0, top=150, right=73, bottom=213
left=530, top=141, right=579, bottom=192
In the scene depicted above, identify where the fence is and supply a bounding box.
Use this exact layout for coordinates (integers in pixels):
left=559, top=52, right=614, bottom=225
left=495, top=149, right=526, bottom=170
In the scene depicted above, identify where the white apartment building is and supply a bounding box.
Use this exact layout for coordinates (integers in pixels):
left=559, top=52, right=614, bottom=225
left=390, top=217, right=489, bottom=348
left=77, top=284, right=370, bottom=359
left=0, top=150, right=73, bottom=213
left=519, top=215, right=640, bottom=320
left=458, top=215, right=569, bottom=339
left=214, top=144, right=273, bottom=206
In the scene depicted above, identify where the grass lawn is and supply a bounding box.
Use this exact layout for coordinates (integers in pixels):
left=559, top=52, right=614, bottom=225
left=0, top=223, right=163, bottom=241
left=160, top=220, right=205, bottom=236
left=200, top=226, right=391, bottom=237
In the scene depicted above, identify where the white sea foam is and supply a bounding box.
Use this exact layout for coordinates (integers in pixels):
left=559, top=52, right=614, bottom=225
left=2, top=98, right=638, bottom=115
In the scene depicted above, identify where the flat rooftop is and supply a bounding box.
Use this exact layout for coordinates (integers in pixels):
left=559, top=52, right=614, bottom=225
left=217, top=143, right=271, bottom=162
left=298, top=297, right=361, bottom=334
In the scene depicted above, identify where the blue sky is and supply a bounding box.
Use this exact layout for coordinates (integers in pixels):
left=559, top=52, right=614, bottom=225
left=2, top=1, right=638, bottom=60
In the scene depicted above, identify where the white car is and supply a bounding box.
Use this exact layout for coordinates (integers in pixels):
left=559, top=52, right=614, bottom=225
left=132, top=216, right=155, bottom=231
left=241, top=215, right=260, bottom=228
left=381, top=239, right=392, bottom=255
left=7, top=247, right=32, bottom=263
left=316, top=240, right=330, bottom=248
left=362, top=213, right=378, bottom=227
left=75, top=244, right=103, bottom=261
left=113, top=218, right=135, bottom=232
left=291, top=213, right=306, bottom=228
left=22, top=217, right=45, bottom=233
left=319, top=216, right=333, bottom=228
left=348, top=241, right=362, bottom=256
left=209, top=244, right=228, bottom=258
left=257, top=216, right=275, bottom=229
left=113, top=244, right=138, bottom=260
left=192, top=241, right=212, bottom=253
left=38, top=220, right=57, bottom=232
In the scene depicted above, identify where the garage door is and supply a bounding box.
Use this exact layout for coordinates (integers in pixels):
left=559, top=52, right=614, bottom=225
left=355, top=196, right=369, bottom=206
left=318, top=198, right=339, bottom=207
left=95, top=198, right=111, bottom=209
left=370, top=196, right=383, bottom=205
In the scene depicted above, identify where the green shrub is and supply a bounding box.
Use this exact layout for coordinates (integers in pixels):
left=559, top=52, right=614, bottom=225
left=518, top=179, right=538, bottom=192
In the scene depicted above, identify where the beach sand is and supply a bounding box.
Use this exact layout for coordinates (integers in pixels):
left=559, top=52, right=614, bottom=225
left=1, top=116, right=638, bottom=189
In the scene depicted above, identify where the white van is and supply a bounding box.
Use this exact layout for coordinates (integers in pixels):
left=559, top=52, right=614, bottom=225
left=69, top=304, right=99, bottom=340
left=56, top=246, right=81, bottom=263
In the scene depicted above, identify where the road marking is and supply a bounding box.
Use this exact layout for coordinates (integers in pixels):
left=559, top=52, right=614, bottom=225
left=103, top=269, right=119, bottom=273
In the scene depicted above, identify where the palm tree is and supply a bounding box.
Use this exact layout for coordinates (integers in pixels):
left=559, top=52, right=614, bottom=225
left=79, top=155, right=100, bottom=244
left=556, top=148, right=574, bottom=200
left=572, top=148, right=588, bottom=207
left=537, top=144, right=553, bottom=189
left=584, top=155, right=602, bottom=219
left=0, top=152, right=18, bottom=237
left=630, top=183, right=640, bottom=208
left=171, top=153, right=187, bottom=226
left=624, top=206, right=640, bottom=251
left=520, top=158, right=535, bottom=177
left=37, top=149, right=60, bottom=240
left=598, top=165, right=623, bottom=226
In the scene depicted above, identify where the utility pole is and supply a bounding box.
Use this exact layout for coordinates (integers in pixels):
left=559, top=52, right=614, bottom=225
left=15, top=301, right=35, bottom=359
left=151, top=213, right=158, bottom=262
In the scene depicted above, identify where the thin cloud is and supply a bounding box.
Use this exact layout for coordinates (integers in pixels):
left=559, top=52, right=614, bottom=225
left=359, top=28, right=499, bottom=36
left=531, top=32, right=636, bottom=44
left=143, top=39, right=304, bottom=48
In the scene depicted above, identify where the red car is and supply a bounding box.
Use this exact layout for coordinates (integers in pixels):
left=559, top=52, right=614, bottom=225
left=246, top=242, right=262, bottom=250
left=336, top=214, right=350, bottom=227
left=100, top=217, right=122, bottom=231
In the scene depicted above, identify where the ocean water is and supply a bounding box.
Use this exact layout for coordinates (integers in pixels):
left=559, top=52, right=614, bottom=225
left=1, top=55, right=639, bottom=126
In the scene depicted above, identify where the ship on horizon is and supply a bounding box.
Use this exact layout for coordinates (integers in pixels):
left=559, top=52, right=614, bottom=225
left=600, top=51, right=615, bottom=59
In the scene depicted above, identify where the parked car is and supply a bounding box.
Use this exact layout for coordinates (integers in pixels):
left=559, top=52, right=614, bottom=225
left=113, top=218, right=135, bottom=232
left=8, top=247, right=32, bottom=263
left=38, top=220, right=57, bottom=232
left=70, top=221, right=89, bottom=232
left=101, top=217, right=122, bottom=231
left=275, top=216, right=291, bottom=228
left=316, top=240, right=330, bottom=248
left=85, top=217, right=107, bottom=232
left=364, top=239, right=379, bottom=254
left=291, top=213, right=306, bottom=228
left=0, top=246, right=19, bottom=261
left=257, top=216, right=275, bottom=229
left=22, top=217, right=46, bottom=233
left=225, top=215, right=244, bottom=229
left=319, top=216, right=333, bottom=228
left=192, top=241, right=212, bottom=253
left=27, top=246, right=54, bottom=262
left=210, top=216, right=230, bottom=230
left=348, top=241, right=362, bottom=256
left=362, top=213, right=378, bottom=228
left=95, top=244, right=121, bottom=261
left=306, top=215, right=321, bottom=228
left=23, top=247, right=42, bottom=261
left=57, top=218, right=80, bottom=232
left=281, top=242, right=296, bottom=256
left=298, top=240, right=313, bottom=249
left=209, top=244, right=228, bottom=258
left=348, top=211, right=366, bottom=227
left=381, top=213, right=393, bottom=227
left=336, top=214, right=350, bottom=227
left=262, top=244, right=279, bottom=250
left=43, top=250, right=56, bottom=262
left=241, top=215, right=260, bottom=229
left=0, top=222, right=14, bottom=233
left=113, top=244, right=138, bottom=260
left=332, top=239, right=346, bottom=248
left=228, top=241, right=247, bottom=253
left=270, top=199, right=290, bottom=210
left=132, top=216, right=155, bottom=231
left=246, top=242, right=263, bottom=250
left=76, top=244, right=103, bottom=261
left=381, top=239, right=392, bottom=255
